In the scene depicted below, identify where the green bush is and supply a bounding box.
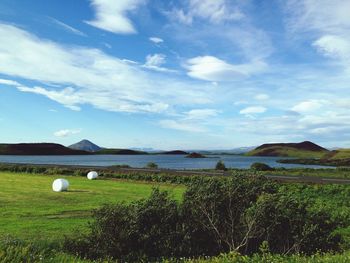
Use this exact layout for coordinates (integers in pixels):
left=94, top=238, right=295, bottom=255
left=250, top=162, right=274, bottom=171
left=146, top=162, right=159, bottom=169
left=64, top=175, right=341, bottom=261
left=215, top=160, right=227, bottom=171
left=0, top=236, right=90, bottom=263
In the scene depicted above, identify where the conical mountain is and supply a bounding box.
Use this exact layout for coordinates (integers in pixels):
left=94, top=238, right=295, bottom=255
left=69, top=139, right=101, bottom=152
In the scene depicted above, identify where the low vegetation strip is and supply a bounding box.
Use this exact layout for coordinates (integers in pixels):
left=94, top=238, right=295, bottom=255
left=278, top=157, right=350, bottom=167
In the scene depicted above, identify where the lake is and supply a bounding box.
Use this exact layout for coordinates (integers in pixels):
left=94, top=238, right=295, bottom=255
left=0, top=154, right=330, bottom=169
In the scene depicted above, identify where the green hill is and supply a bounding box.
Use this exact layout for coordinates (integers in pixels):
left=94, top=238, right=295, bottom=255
left=322, top=149, right=350, bottom=160
left=246, top=141, right=329, bottom=158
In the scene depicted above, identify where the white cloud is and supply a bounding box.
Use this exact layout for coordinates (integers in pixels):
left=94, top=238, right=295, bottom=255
left=313, top=35, right=350, bottom=59
left=291, top=100, right=325, bottom=113
left=145, top=53, right=166, bottom=67
left=239, top=106, right=266, bottom=115
left=17, top=86, right=82, bottom=111
left=143, top=53, right=176, bottom=72
left=312, top=35, right=350, bottom=70
left=85, top=0, right=144, bottom=34
left=185, top=56, right=266, bottom=82
left=172, top=0, right=244, bottom=25
left=0, top=23, right=212, bottom=113
left=254, top=94, right=269, bottom=101
left=286, top=0, right=350, bottom=33
left=49, top=17, right=86, bottom=36
left=0, top=78, right=21, bottom=86
left=149, top=37, right=163, bottom=44
left=158, top=108, right=219, bottom=133
left=159, top=119, right=206, bottom=133
left=54, top=129, right=81, bottom=137
left=286, top=0, right=350, bottom=70
left=184, top=109, right=219, bottom=120
left=103, top=43, right=112, bottom=49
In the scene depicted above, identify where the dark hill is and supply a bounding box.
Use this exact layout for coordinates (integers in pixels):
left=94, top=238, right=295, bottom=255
left=256, top=141, right=328, bottom=152
left=163, top=150, right=189, bottom=155
left=0, top=143, right=90, bottom=155
left=69, top=139, right=101, bottom=152
left=247, top=141, right=329, bottom=158
left=186, top=152, right=206, bottom=158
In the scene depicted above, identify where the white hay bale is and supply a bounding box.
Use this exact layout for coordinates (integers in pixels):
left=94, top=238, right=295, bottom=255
left=52, top=179, right=69, bottom=192
left=87, top=171, right=98, bottom=180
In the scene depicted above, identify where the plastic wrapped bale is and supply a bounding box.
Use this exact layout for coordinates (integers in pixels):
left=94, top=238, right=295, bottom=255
left=87, top=171, right=98, bottom=180
left=52, top=179, right=69, bottom=192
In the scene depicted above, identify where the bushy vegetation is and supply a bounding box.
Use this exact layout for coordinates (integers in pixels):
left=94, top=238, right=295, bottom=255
left=146, top=162, right=159, bottom=169
left=250, top=162, right=274, bottom=171
left=261, top=167, right=350, bottom=179
left=215, top=160, right=227, bottom=171
left=278, top=158, right=350, bottom=167
left=0, top=163, right=263, bottom=185
left=64, top=175, right=344, bottom=262
left=0, top=236, right=91, bottom=263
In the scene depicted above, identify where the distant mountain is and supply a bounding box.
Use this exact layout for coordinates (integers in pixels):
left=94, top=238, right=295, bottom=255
left=130, top=147, right=158, bottom=152
left=69, top=139, right=101, bottom=152
left=185, top=147, right=256, bottom=155
left=246, top=141, right=329, bottom=158
left=96, top=148, right=147, bottom=155
left=0, top=143, right=90, bottom=155
left=186, top=152, right=206, bottom=158
left=163, top=150, right=189, bottom=155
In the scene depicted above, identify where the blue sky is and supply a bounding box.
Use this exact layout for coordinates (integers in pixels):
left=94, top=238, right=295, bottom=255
left=0, top=0, right=350, bottom=149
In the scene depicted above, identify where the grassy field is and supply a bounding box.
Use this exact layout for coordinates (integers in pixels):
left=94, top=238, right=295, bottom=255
left=0, top=172, right=185, bottom=240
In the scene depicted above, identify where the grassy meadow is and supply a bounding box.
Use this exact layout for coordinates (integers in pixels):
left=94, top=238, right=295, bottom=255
left=0, top=172, right=184, bottom=240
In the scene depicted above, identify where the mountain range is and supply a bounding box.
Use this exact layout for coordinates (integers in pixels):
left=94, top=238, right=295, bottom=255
left=1, top=140, right=347, bottom=159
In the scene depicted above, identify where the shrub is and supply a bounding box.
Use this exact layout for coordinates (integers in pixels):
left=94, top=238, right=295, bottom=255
left=64, top=174, right=340, bottom=261
left=0, top=236, right=89, bottom=263
left=250, top=162, right=274, bottom=171
left=146, top=162, right=158, bottom=169
left=215, top=160, right=227, bottom=171
left=64, top=189, right=181, bottom=262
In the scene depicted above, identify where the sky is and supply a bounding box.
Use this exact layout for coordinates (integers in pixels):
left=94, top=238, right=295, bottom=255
left=0, top=0, right=350, bottom=150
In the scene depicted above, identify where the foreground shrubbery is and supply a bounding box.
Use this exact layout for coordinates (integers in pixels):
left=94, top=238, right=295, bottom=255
left=1, top=236, right=350, bottom=263
left=64, top=175, right=342, bottom=262
left=250, top=162, right=274, bottom=171
left=0, top=236, right=91, bottom=263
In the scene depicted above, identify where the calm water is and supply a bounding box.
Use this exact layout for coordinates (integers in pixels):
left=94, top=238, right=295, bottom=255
left=0, top=154, right=330, bottom=169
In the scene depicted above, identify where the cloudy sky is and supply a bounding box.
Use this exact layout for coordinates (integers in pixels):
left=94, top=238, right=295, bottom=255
left=0, top=0, right=350, bottom=149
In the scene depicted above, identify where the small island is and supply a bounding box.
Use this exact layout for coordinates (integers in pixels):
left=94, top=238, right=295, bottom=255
left=185, top=152, right=206, bottom=158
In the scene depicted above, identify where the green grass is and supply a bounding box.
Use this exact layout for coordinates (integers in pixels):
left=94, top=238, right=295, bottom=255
left=0, top=172, right=185, bottom=241
left=184, top=251, right=350, bottom=263
left=326, top=149, right=350, bottom=160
